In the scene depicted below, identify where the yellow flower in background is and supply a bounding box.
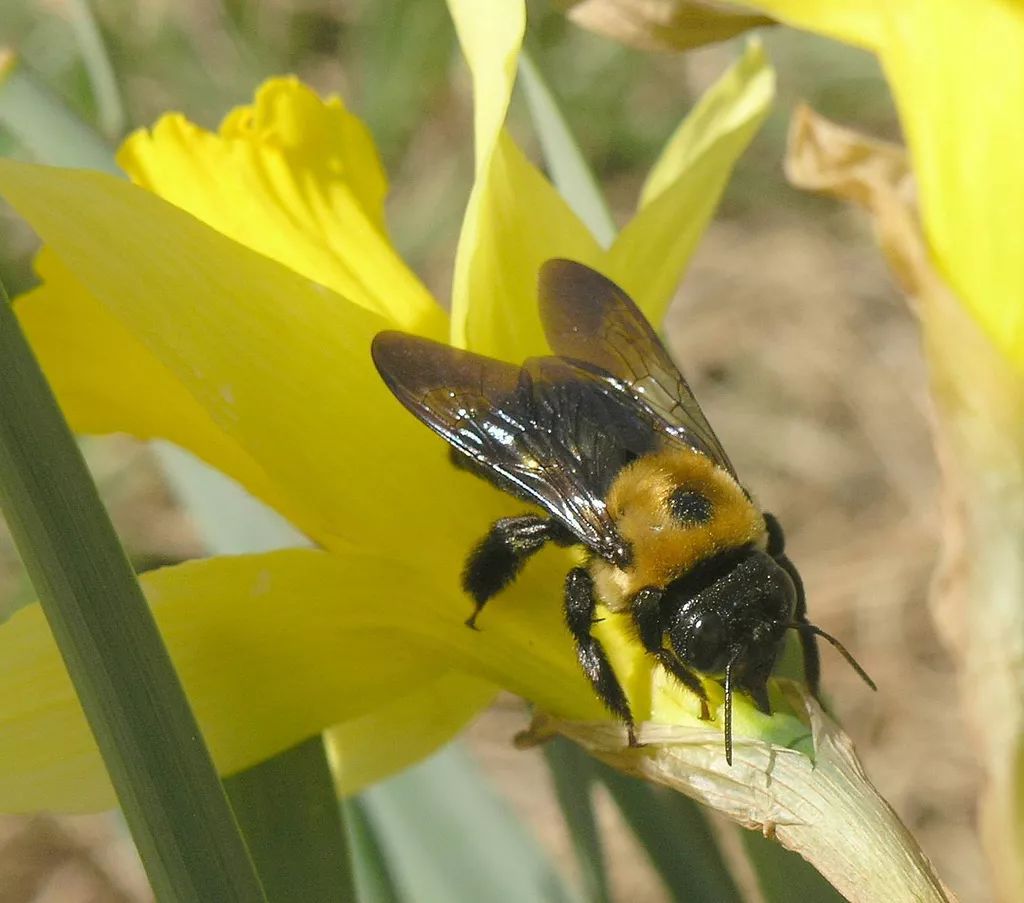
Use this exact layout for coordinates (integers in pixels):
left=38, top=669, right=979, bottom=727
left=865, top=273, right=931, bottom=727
left=0, top=0, right=777, bottom=810
left=732, top=0, right=1024, bottom=372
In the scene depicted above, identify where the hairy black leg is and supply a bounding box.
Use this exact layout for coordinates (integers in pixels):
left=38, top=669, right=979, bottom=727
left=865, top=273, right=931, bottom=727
left=632, top=587, right=711, bottom=720
left=764, top=512, right=821, bottom=696
left=564, top=568, right=637, bottom=746
left=463, top=514, right=574, bottom=629
left=763, top=510, right=786, bottom=558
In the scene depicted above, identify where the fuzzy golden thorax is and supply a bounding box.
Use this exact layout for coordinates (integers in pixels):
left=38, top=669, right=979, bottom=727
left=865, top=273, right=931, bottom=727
left=591, top=449, right=766, bottom=609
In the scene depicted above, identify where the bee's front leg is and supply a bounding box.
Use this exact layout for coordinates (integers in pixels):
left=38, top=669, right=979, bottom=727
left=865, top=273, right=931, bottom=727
left=632, top=587, right=711, bottom=720
left=463, top=515, right=573, bottom=629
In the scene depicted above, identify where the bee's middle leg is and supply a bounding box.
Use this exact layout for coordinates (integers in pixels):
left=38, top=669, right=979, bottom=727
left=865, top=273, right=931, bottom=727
left=463, top=514, right=573, bottom=629
left=564, top=567, right=638, bottom=746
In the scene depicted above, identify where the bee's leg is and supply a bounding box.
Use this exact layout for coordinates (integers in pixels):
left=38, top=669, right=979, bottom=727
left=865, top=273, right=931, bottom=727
left=564, top=567, right=638, bottom=746
left=463, top=515, right=574, bottom=629
left=764, top=512, right=821, bottom=696
left=632, top=587, right=711, bottom=720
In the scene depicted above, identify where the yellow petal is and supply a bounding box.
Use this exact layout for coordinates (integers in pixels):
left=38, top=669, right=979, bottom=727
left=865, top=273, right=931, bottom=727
left=453, top=131, right=604, bottom=359
left=326, top=672, right=497, bottom=796
left=0, top=159, right=464, bottom=555
left=448, top=0, right=594, bottom=359
left=606, top=40, right=774, bottom=324
left=740, top=2, right=1024, bottom=371
left=15, top=250, right=318, bottom=541
left=0, top=550, right=466, bottom=812
left=1, top=544, right=645, bottom=813
left=566, top=0, right=774, bottom=53
left=118, top=77, right=444, bottom=336
left=876, top=1, right=1024, bottom=372
left=448, top=0, right=772, bottom=359
left=446, top=0, right=525, bottom=179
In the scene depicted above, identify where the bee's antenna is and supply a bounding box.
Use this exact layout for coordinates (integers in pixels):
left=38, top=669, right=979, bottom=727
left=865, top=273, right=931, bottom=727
left=723, top=647, right=743, bottom=767
left=786, top=622, right=877, bottom=691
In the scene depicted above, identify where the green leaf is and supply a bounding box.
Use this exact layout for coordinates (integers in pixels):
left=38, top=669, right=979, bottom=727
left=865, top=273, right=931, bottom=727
left=593, top=760, right=742, bottom=903
left=225, top=735, right=356, bottom=903
left=0, top=277, right=266, bottom=901
left=518, top=46, right=617, bottom=248
left=361, top=743, right=578, bottom=903
left=64, top=0, right=126, bottom=139
left=0, top=54, right=118, bottom=173
left=741, top=829, right=847, bottom=903
left=542, top=737, right=611, bottom=903
left=342, top=798, right=403, bottom=903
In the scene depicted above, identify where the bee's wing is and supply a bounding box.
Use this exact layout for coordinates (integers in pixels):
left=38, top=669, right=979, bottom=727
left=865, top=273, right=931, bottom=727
left=371, top=332, right=655, bottom=561
left=538, top=258, right=737, bottom=477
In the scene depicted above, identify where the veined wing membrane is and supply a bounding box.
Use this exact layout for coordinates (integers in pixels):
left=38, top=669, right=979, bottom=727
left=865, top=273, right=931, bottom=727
left=538, top=258, right=736, bottom=477
left=371, top=332, right=651, bottom=563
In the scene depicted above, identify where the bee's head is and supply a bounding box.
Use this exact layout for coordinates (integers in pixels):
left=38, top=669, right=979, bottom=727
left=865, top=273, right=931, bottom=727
left=664, top=549, right=796, bottom=711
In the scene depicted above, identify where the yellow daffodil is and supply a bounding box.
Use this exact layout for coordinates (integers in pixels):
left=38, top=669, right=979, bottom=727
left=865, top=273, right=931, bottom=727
left=725, top=1, right=1024, bottom=375
left=0, top=0, right=778, bottom=812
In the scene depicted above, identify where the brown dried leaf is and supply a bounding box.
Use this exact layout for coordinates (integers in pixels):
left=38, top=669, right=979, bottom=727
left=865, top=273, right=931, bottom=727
left=561, top=0, right=774, bottom=53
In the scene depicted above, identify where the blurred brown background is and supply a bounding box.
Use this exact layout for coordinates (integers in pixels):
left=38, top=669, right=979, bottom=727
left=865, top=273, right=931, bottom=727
left=0, top=1, right=982, bottom=900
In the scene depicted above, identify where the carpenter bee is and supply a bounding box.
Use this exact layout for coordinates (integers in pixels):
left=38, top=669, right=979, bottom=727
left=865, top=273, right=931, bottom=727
left=372, top=259, right=874, bottom=763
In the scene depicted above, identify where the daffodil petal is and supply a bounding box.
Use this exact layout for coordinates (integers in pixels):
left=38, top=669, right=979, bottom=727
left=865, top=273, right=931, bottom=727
left=453, top=131, right=604, bottom=359
left=446, top=0, right=524, bottom=178
left=729, top=0, right=881, bottom=48
left=447, top=0, right=604, bottom=360
left=740, top=2, right=1024, bottom=371
left=0, top=159, right=465, bottom=555
left=606, top=40, right=774, bottom=324
left=876, top=2, right=1024, bottom=372
left=448, top=3, right=772, bottom=359
left=15, top=250, right=315, bottom=540
left=326, top=671, right=497, bottom=796
left=118, top=77, right=444, bottom=336
left=449, top=0, right=596, bottom=359
left=0, top=542, right=621, bottom=814
left=0, top=549, right=469, bottom=813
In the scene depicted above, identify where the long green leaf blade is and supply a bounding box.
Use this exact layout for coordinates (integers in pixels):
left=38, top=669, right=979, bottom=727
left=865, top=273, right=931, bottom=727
left=361, top=744, right=578, bottom=903
left=0, top=278, right=266, bottom=901
left=542, top=737, right=611, bottom=903
left=342, top=797, right=403, bottom=903
left=518, top=47, right=617, bottom=248
left=0, top=65, right=355, bottom=900
left=0, top=53, right=118, bottom=174
left=65, top=0, right=126, bottom=139
left=741, top=828, right=847, bottom=902
left=226, top=735, right=355, bottom=903
left=593, top=761, right=742, bottom=903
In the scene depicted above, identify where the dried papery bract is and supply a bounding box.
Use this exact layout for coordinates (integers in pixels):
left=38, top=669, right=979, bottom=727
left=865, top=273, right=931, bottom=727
left=527, top=683, right=952, bottom=903
left=560, top=0, right=773, bottom=52
left=786, top=104, right=1024, bottom=901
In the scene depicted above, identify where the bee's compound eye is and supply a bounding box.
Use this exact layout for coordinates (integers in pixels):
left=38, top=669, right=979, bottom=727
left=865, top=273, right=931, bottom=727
left=688, top=611, right=727, bottom=672
left=668, top=488, right=713, bottom=526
